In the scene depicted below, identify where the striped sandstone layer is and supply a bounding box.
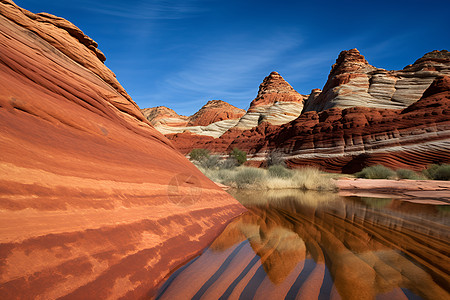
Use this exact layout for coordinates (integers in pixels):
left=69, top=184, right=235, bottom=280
left=167, top=75, right=450, bottom=173
left=143, top=72, right=305, bottom=138
left=142, top=101, right=245, bottom=138
left=0, top=1, right=245, bottom=299
left=303, top=49, right=450, bottom=112
left=233, top=71, right=306, bottom=130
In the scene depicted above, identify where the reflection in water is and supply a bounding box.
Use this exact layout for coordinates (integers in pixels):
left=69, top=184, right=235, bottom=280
left=156, top=190, right=450, bottom=300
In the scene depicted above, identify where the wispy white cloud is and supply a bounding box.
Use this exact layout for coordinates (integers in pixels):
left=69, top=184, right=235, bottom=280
left=83, top=0, right=206, bottom=20
left=142, top=32, right=302, bottom=113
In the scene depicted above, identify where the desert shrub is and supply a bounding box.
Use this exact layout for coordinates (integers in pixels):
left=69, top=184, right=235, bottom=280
left=423, top=164, right=450, bottom=180
left=293, top=167, right=337, bottom=191
left=267, top=152, right=286, bottom=167
left=234, top=167, right=265, bottom=188
left=189, top=148, right=210, bottom=161
left=355, top=165, right=395, bottom=179
left=396, top=168, right=423, bottom=180
left=202, top=168, right=235, bottom=184
left=229, top=148, right=247, bottom=165
left=220, top=158, right=238, bottom=169
left=268, top=165, right=292, bottom=178
left=199, top=155, right=220, bottom=169
left=197, top=165, right=336, bottom=191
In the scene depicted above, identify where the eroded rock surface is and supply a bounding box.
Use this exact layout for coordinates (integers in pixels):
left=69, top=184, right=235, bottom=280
left=0, top=1, right=245, bottom=299
left=303, top=48, right=450, bottom=112
left=168, top=75, right=450, bottom=173
left=143, top=72, right=305, bottom=137
left=142, top=100, right=245, bottom=138
left=234, top=71, right=306, bottom=130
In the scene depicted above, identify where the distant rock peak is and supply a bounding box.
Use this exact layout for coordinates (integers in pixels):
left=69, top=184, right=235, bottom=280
left=202, top=99, right=236, bottom=108
left=251, top=71, right=304, bottom=107
left=412, top=50, right=450, bottom=67
left=329, top=48, right=376, bottom=76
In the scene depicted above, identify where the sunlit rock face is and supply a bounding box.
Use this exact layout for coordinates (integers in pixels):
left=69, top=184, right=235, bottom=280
left=142, top=100, right=246, bottom=138
left=141, top=106, right=189, bottom=128
left=0, top=1, right=245, bottom=299
left=234, top=71, right=306, bottom=130
left=303, top=48, right=450, bottom=112
left=167, top=75, right=450, bottom=173
left=156, top=191, right=450, bottom=300
left=143, top=72, right=305, bottom=139
left=160, top=52, right=449, bottom=173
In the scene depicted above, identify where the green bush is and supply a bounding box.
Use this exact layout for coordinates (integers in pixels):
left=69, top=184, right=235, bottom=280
left=230, top=148, right=247, bottom=165
left=268, top=165, right=292, bottom=178
left=355, top=165, right=395, bottom=179
left=234, top=167, right=265, bottom=188
left=423, top=164, right=450, bottom=180
left=396, top=168, right=423, bottom=180
left=189, top=148, right=210, bottom=161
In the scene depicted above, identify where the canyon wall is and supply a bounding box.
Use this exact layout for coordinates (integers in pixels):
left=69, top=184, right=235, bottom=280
left=0, top=1, right=245, bottom=299
left=153, top=50, right=450, bottom=173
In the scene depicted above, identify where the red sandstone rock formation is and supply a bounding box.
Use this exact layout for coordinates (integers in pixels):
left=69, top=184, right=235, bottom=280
left=143, top=72, right=306, bottom=138
left=142, top=100, right=245, bottom=138
left=160, top=50, right=449, bottom=172
left=187, top=100, right=246, bottom=126
left=303, top=48, right=450, bottom=112
left=234, top=71, right=306, bottom=130
left=0, top=1, right=245, bottom=299
left=141, top=106, right=189, bottom=127
left=168, top=75, right=450, bottom=172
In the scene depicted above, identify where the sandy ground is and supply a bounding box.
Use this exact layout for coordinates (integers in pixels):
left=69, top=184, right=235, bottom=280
left=337, top=178, right=450, bottom=205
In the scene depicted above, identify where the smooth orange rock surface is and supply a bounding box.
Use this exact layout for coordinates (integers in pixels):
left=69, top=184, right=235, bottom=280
left=0, top=1, right=245, bottom=299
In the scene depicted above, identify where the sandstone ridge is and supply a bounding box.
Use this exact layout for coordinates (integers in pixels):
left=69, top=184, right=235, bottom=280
left=143, top=71, right=307, bottom=136
left=303, top=48, right=450, bottom=112
left=153, top=49, right=449, bottom=172
left=142, top=100, right=245, bottom=138
left=234, top=71, right=306, bottom=130
left=0, top=1, right=245, bottom=299
left=167, top=75, right=450, bottom=172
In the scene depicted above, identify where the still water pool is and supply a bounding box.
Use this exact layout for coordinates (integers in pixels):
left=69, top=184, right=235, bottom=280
left=157, top=190, right=450, bottom=300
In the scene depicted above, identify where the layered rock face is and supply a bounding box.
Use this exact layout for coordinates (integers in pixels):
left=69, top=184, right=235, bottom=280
left=143, top=72, right=305, bottom=138
left=188, top=100, right=246, bottom=126
left=168, top=75, right=450, bottom=172
left=0, top=1, right=245, bottom=299
left=142, top=100, right=245, bottom=138
left=234, top=71, right=306, bottom=130
left=141, top=106, right=189, bottom=127
left=303, top=49, right=450, bottom=112
left=161, top=50, right=449, bottom=173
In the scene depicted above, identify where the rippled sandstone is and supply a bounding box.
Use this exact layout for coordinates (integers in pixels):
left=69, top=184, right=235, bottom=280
left=142, top=100, right=246, bottom=138
left=0, top=1, right=245, bottom=299
left=303, top=48, right=450, bottom=112
left=233, top=71, right=306, bottom=130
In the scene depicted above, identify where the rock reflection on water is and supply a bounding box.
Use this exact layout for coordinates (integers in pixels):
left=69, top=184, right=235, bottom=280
left=156, top=190, right=450, bottom=300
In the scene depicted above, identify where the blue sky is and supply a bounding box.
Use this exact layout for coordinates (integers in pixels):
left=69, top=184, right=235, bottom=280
left=15, top=0, right=450, bottom=115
